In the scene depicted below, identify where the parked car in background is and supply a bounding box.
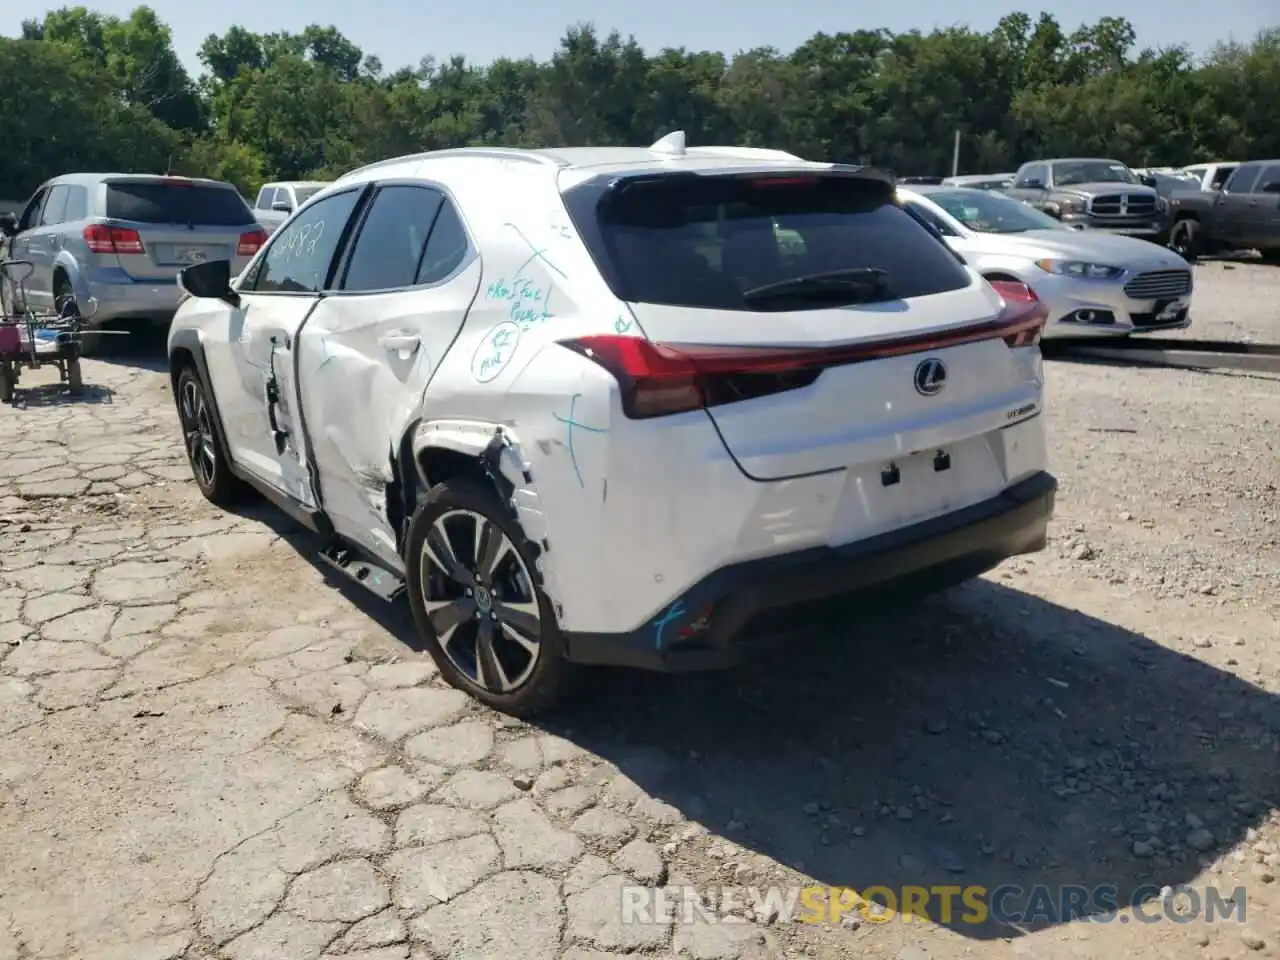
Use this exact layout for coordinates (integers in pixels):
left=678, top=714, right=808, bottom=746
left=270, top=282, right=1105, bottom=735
left=252, top=180, right=329, bottom=234
left=943, top=173, right=1015, bottom=191
left=1132, top=167, right=1201, bottom=199
left=1005, top=158, right=1168, bottom=243
left=897, top=176, right=945, bottom=185
left=1174, top=162, right=1239, bottom=193
left=1, top=173, right=266, bottom=347
left=899, top=185, right=1193, bottom=337
left=1165, top=159, right=1280, bottom=263
left=167, top=133, right=1055, bottom=715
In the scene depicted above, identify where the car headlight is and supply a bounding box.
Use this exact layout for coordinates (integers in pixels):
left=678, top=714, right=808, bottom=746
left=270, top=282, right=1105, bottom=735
left=1034, top=259, right=1125, bottom=280
left=1053, top=197, right=1087, bottom=216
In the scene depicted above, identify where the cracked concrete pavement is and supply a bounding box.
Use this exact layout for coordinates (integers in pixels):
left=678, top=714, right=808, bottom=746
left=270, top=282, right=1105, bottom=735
left=2, top=270, right=1279, bottom=960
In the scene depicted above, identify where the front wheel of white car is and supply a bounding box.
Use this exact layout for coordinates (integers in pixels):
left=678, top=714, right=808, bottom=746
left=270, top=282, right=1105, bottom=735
left=405, top=480, right=572, bottom=718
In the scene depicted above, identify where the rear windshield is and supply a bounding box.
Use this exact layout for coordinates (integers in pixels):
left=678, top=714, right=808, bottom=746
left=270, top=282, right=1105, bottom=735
left=567, top=173, right=971, bottom=310
left=105, top=181, right=254, bottom=226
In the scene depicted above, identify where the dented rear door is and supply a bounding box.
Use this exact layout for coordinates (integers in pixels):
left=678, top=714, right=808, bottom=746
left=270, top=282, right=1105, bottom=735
left=295, top=185, right=479, bottom=564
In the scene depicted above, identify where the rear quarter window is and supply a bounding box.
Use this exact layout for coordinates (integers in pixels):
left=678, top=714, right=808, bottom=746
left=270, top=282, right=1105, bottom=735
left=106, top=182, right=255, bottom=226
left=564, top=173, right=971, bottom=310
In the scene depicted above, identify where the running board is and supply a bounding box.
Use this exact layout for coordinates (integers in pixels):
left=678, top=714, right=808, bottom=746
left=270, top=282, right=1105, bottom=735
left=317, top=543, right=406, bottom=602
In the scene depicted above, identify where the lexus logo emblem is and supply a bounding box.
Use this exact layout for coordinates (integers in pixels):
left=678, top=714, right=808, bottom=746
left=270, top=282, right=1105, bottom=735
left=914, top=358, right=947, bottom=397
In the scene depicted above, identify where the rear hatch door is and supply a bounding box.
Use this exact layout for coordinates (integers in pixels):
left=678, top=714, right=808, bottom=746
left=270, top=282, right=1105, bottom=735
left=579, top=170, right=1042, bottom=481
left=101, top=178, right=257, bottom=280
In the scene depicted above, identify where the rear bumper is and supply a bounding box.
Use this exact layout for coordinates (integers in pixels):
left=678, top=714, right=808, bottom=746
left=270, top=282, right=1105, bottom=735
left=562, top=470, right=1057, bottom=672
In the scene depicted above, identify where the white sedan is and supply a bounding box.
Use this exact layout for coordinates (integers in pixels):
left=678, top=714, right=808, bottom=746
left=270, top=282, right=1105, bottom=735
left=899, top=185, right=1193, bottom=338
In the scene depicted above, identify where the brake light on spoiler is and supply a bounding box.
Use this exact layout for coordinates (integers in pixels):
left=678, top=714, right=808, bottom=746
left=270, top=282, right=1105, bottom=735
left=559, top=282, right=1047, bottom=419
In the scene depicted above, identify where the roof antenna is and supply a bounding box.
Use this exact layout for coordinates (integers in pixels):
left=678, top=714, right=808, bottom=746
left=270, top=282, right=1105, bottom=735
left=649, top=130, right=686, bottom=156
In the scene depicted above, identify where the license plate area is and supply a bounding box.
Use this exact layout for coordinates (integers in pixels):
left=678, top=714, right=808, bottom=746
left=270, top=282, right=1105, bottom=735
left=828, top=436, right=1004, bottom=546
left=154, top=244, right=216, bottom=265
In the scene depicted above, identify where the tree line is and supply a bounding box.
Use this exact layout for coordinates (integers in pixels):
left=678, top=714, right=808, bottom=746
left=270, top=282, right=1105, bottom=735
left=2, top=5, right=1278, bottom=201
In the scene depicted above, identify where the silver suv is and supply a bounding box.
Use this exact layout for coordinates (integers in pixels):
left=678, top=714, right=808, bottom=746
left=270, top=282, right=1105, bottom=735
left=2, top=173, right=266, bottom=336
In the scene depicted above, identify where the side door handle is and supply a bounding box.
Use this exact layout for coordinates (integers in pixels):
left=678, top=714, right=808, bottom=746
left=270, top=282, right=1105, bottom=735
left=379, top=331, right=420, bottom=352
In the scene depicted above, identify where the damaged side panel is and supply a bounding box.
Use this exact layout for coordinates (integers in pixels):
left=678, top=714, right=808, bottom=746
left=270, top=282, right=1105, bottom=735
left=412, top=420, right=560, bottom=605
left=290, top=257, right=483, bottom=571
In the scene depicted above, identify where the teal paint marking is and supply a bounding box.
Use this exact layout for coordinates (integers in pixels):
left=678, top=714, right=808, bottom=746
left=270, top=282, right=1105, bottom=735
left=552, top=392, right=607, bottom=488
left=652, top=600, right=686, bottom=649
left=503, top=222, right=568, bottom=280
left=614, top=314, right=634, bottom=333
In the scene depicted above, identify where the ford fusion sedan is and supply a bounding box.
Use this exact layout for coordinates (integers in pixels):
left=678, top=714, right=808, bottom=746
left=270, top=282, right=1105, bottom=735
left=899, top=185, right=1192, bottom=337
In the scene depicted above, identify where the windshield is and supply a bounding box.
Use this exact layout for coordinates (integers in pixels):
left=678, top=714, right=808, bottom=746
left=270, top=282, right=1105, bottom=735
left=568, top=173, right=971, bottom=310
left=926, top=189, right=1067, bottom=234
left=294, top=186, right=323, bottom=205
left=1054, top=160, right=1138, bottom=187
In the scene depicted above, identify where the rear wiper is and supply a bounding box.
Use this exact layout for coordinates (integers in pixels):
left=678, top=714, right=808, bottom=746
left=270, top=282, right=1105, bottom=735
left=743, top=268, right=890, bottom=303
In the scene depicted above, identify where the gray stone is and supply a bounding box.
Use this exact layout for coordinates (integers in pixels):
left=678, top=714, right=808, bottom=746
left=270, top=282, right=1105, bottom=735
left=1187, top=828, right=1216, bottom=852
left=394, top=804, right=488, bottom=847
left=435, top=769, right=522, bottom=810
left=352, top=687, right=469, bottom=742
left=23, top=591, right=95, bottom=624
left=6, top=640, right=115, bottom=676
left=41, top=604, right=117, bottom=643
left=572, top=807, right=637, bottom=848
left=409, top=871, right=561, bottom=960
left=492, top=798, right=584, bottom=869
left=386, top=834, right=501, bottom=914
left=674, top=914, right=776, bottom=959
left=614, top=838, right=666, bottom=884
left=271, top=794, right=391, bottom=873
left=544, top=784, right=597, bottom=818
left=356, top=766, right=429, bottom=810
left=287, top=859, right=390, bottom=923
left=563, top=854, right=614, bottom=895
left=567, top=873, right=671, bottom=950
left=195, top=838, right=291, bottom=944
left=404, top=720, right=494, bottom=767
left=223, top=914, right=343, bottom=960
left=330, top=908, right=407, bottom=952
left=366, top=660, right=437, bottom=688
left=277, top=670, right=367, bottom=716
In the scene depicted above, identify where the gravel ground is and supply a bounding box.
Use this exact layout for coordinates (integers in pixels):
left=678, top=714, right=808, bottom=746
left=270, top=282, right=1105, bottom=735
left=0, top=260, right=1277, bottom=960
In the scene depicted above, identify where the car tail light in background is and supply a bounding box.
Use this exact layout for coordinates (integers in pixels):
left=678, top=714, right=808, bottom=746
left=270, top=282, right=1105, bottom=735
left=83, top=224, right=143, bottom=255
left=560, top=288, right=1050, bottom=418
left=237, top=229, right=267, bottom=257
left=988, top=279, right=1049, bottom=348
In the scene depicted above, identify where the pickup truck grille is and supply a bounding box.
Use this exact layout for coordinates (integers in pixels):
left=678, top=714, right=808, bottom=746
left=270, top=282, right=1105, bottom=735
left=1124, top=269, right=1192, bottom=301
left=1091, top=194, right=1158, bottom=217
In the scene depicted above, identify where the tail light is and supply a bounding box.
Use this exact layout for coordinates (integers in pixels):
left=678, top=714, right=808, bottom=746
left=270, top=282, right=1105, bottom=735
left=560, top=289, right=1051, bottom=419
left=237, top=229, right=267, bottom=257
left=83, top=224, right=143, bottom=255
left=989, top=279, right=1048, bottom=348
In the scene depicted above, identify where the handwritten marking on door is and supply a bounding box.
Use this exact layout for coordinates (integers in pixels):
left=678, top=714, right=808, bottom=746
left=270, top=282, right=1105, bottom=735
left=552, top=392, right=608, bottom=488
left=471, top=321, right=522, bottom=383
left=485, top=277, right=555, bottom=330
left=614, top=314, right=634, bottom=334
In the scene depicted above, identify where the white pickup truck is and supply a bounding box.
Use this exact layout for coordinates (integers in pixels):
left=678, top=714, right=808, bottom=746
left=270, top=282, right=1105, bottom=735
left=250, top=181, right=329, bottom=235
left=1175, top=162, right=1239, bottom=192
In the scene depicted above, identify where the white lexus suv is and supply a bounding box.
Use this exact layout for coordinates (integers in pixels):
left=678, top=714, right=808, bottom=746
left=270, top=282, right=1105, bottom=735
left=168, top=132, right=1057, bottom=717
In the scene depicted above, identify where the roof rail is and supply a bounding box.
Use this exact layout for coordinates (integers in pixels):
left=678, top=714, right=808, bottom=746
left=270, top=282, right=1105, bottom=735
left=338, top=146, right=561, bottom=181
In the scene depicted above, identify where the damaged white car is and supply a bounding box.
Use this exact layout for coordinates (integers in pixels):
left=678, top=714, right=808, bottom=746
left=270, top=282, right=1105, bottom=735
left=168, top=134, right=1057, bottom=716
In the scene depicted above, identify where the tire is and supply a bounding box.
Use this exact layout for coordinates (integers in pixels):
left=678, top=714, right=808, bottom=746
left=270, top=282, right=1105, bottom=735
left=174, top=364, right=249, bottom=506
left=404, top=479, right=573, bottom=718
left=66, top=357, right=82, bottom=394
left=53, top=275, right=100, bottom=357
left=1169, top=219, right=1201, bottom=262
left=1258, top=249, right=1280, bottom=266
left=0, top=361, right=13, bottom=403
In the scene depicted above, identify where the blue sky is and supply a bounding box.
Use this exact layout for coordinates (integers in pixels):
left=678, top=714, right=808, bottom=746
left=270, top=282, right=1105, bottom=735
left=5, top=0, right=1275, bottom=75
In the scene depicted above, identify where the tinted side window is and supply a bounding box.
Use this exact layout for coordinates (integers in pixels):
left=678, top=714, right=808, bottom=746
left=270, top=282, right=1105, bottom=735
left=1017, top=164, right=1047, bottom=186
left=251, top=189, right=362, bottom=294
left=567, top=174, right=970, bottom=310
left=255, top=187, right=276, bottom=210
left=39, top=186, right=69, bottom=226
left=339, top=186, right=443, bottom=292
left=62, top=186, right=88, bottom=222
left=902, top=200, right=955, bottom=237
left=1225, top=164, right=1262, bottom=194
left=1255, top=165, right=1280, bottom=194
left=416, top=200, right=469, bottom=284
left=18, top=189, right=48, bottom=232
